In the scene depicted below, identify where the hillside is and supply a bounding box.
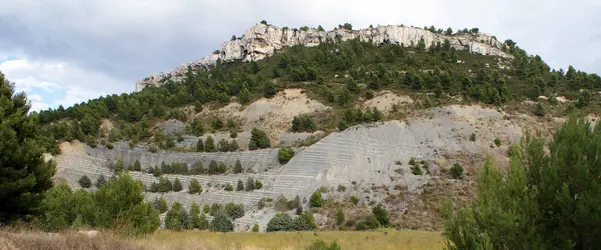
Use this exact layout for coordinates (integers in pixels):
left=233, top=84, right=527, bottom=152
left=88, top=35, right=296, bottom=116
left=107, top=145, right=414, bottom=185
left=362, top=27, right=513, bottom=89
left=29, top=22, right=601, bottom=234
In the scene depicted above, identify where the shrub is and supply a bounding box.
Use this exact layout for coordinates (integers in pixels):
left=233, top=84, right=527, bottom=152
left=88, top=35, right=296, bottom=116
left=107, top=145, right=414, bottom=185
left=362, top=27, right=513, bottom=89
left=188, top=179, right=202, bottom=194
left=236, top=180, right=244, bottom=191
left=209, top=203, right=223, bottom=216
left=372, top=204, right=389, bottom=226
left=308, top=240, right=341, bottom=250
left=252, top=224, right=259, bottom=232
left=210, top=212, right=234, bottom=232
left=337, top=185, right=346, bottom=192
left=158, top=177, right=173, bottom=193
left=154, top=197, right=168, bottom=213
left=224, top=203, right=245, bottom=219
left=494, top=137, right=501, bottom=147
left=133, top=160, right=142, bottom=171
left=266, top=213, right=294, bottom=232
left=225, top=183, right=233, bottom=191
left=78, top=175, right=92, bottom=188
left=203, top=204, right=210, bottom=214
left=205, top=136, right=216, bottom=152
left=106, top=143, right=114, bottom=149
left=165, top=202, right=188, bottom=231
left=450, top=163, right=464, bottom=179
left=310, top=191, right=324, bottom=207
left=234, top=159, right=243, bottom=173
left=196, top=138, right=204, bottom=152
left=291, top=115, right=316, bottom=132
left=411, top=164, right=423, bottom=175
left=469, top=133, right=476, bottom=141
left=245, top=177, right=256, bottom=191
left=249, top=128, right=270, bottom=150
left=275, top=196, right=290, bottom=211
left=442, top=117, right=601, bottom=249
left=173, top=178, right=183, bottom=192
left=255, top=179, right=263, bottom=189
left=278, top=147, right=295, bottom=164
left=95, top=175, right=107, bottom=188
left=349, top=195, right=359, bottom=205
left=336, top=209, right=345, bottom=225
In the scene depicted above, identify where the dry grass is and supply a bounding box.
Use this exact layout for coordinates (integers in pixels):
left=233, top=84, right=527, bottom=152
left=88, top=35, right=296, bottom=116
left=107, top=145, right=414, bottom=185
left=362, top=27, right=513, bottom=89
left=0, top=228, right=444, bottom=250
left=134, top=230, right=445, bottom=250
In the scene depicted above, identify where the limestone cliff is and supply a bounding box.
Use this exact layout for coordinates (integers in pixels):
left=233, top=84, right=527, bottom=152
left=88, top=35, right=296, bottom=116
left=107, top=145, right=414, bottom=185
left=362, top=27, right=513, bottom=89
left=136, top=23, right=510, bottom=91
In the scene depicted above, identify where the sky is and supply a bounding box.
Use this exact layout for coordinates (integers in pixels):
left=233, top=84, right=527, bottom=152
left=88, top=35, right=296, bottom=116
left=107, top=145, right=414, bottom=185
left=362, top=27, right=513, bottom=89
left=1, top=0, right=600, bottom=112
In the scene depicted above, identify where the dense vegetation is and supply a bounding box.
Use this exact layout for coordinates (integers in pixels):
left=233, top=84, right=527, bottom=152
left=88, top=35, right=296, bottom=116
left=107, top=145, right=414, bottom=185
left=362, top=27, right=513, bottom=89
left=31, top=34, right=601, bottom=150
left=41, top=174, right=159, bottom=235
left=0, top=73, right=56, bottom=222
left=442, top=116, right=601, bottom=249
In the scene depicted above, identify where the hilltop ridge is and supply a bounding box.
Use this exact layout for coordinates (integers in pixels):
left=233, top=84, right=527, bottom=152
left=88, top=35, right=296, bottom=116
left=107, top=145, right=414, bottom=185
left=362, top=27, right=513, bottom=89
left=136, top=23, right=510, bottom=91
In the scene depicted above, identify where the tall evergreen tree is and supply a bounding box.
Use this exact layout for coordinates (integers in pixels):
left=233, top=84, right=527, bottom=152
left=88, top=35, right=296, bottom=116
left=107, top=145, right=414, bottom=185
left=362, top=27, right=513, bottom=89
left=0, top=72, right=56, bottom=222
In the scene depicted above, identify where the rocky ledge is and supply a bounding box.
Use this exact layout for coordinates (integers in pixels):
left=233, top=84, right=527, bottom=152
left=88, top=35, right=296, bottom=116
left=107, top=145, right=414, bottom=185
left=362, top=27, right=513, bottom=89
left=136, top=23, right=510, bottom=91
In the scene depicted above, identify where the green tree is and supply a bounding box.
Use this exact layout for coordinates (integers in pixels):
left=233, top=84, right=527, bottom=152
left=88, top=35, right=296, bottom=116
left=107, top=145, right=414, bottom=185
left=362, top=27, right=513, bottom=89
left=450, top=163, right=464, bottom=179
left=372, top=204, right=389, bottom=226
left=173, top=178, right=183, bottom=192
left=224, top=183, right=233, bottom=191
left=239, top=87, right=251, bottom=104
left=442, top=117, right=601, bottom=250
left=133, top=160, right=142, bottom=171
left=278, top=147, right=295, bottom=164
left=205, top=136, right=216, bottom=152
left=249, top=128, right=270, bottom=150
left=158, top=177, right=173, bottom=193
left=114, top=157, right=125, bottom=173
left=189, top=202, right=201, bottom=229
left=246, top=177, right=256, bottom=191
left=196, top=138, right=204, bottom=152
left=237, top=180, right=244, bottom=191
left=310, top=191, right=325, bottom=207
left=165, top=202, right=187, bottom=231
left=95, top=174, right=107, bottom=188
left=188, top=179, right=202, bottom=194
left=210, top=212, right=234, bottom=232
left=234, top=159, right=243, bottom=173
left=78, top=175, right=92, bottom=188
left=154, top=197, right=168, bottom=213
left=0, top=72, right=56, bottom=222
left=336, top=209, right=345, bottom=225
left=224, top=203, right=245, bottom=219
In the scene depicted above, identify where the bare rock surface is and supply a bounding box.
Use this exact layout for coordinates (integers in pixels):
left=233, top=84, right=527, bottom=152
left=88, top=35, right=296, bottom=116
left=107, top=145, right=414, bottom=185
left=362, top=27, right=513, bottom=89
left=136, top=24, right=511, bottom=91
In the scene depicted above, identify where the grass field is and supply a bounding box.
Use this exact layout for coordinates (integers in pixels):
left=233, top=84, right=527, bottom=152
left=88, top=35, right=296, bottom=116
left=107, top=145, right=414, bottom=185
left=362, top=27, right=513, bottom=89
left=133, top=230, right=446, bottom=250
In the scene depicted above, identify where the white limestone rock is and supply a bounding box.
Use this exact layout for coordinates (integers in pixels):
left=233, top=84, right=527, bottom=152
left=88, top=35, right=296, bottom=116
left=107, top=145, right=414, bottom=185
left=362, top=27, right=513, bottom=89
left=136, top=24, right=511, bottom=91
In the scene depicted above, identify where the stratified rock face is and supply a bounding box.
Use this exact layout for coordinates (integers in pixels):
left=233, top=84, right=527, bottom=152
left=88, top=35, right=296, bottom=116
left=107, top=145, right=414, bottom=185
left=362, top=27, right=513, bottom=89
left=136, top=24, right=510, bottom=91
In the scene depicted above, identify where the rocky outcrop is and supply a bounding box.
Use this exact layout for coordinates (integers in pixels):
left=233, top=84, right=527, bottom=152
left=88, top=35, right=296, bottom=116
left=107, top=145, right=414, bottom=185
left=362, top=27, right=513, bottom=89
left=136, top=23, right=511, bottom=91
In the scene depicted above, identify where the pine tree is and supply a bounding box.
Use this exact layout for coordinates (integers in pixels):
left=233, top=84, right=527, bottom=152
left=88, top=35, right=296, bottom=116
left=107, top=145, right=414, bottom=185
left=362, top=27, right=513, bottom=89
left=133, top=160, right=142, bottom=171
left=189, top=202, right=201, bottom=229
left=95, top=175, right=107, bottom=188
left=236, top=180, right=244, bottom=191
left=173, top=178, right=183, bottom=192
left=245, top=177, right=256, bottom=191
left=234, top=159, right=243, bottom=173
left=0, top=72, right=56, bottom=221
left=78, top=175, right=92, bottom=188
left=188, top=179, right=202, bottom=194
left=204, top=136, right=215, bottom=152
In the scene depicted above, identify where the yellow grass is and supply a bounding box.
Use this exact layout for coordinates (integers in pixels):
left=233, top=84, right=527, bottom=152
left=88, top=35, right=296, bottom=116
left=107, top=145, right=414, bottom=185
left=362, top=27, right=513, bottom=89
left=133, top=229, right=445, bottom=250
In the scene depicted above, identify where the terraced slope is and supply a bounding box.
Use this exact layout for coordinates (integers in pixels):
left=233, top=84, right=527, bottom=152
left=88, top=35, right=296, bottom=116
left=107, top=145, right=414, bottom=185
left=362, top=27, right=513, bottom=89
left=55, top=105, right=526, bottom=231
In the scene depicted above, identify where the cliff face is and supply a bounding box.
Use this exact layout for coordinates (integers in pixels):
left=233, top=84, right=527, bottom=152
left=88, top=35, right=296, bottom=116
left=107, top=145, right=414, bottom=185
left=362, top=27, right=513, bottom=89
left=136, top=23, right=510, bottom=91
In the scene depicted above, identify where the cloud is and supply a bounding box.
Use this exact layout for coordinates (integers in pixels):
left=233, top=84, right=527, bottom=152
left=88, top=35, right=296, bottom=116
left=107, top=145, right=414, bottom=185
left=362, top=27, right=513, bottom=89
left=0, top=0, right=599, bottom=110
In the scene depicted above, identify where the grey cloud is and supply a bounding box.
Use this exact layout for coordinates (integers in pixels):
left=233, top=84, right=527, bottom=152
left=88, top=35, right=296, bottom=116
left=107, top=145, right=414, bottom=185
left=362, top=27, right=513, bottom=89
left=0, top=0, right=599, bottom=97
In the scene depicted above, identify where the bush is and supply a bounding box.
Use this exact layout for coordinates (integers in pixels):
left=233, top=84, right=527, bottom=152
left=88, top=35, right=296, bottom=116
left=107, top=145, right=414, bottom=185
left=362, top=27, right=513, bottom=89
left=234, top=159, right=243, bottom=173
left=78, top=175, right=92, bottom=188
left=188, top=179, right=202, bottom=194
left=225, top=183, right=233, bottom=191
left=173, top=178, right=183, bottom=192
left=165, top=202, right=188, bottom=231
left=133, top=160, right=142, bottom=171
left=158, top=177, right=173, bottom=193
left=249, top=128, right=270, bottom=150
left=278, top=147, right=295, bottom=164
left=469, top=133, right=476, bottom=141
left=291, top=115, right=316, bottom=132
left=203, top=204, right=210, bottom=214
left=372, top=204, right=389, bottom=226
left=310, top=191, right=325, bottom=207
left=350, top=195, right=359, bottom=205
left=252, top=224, right=259, bottom=232
left=450, top=163, right=464, bottom=179
left=410, top=164, right=423, bottom=175
left=494, top=137, right=501, bottom=147
left=336, top=209, right=345, bottom=225
left=154, top=197, right=168, bottom=213
left=205, top=136, right=216, bottom=152
left=95, top=175, right=107, bottom=188
left=209, top=203, right=223, bottom=216
left=224, top=203, right=244, bottom=219
left=255, top=179, right=263, bottom=189
left=245, top=177, right=256, bottom=191
left=196, top=138, right=204, bottom=152
left=442, top=117, right=601, bottom=249
left=266, top=212, right=316, bottom=232
left=337, top=185, right=346, bottom=192
left=236, top=180, right=244, bottom=191
left=210, top=212, right=234, bottom=232
left=307, top=240, right=341, bottom=250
